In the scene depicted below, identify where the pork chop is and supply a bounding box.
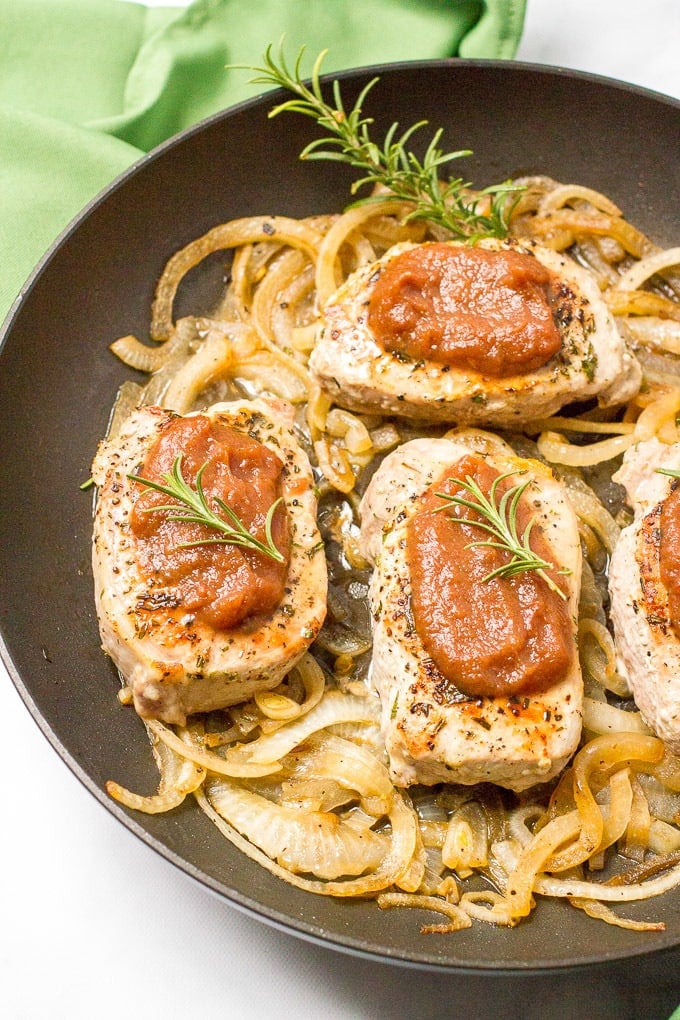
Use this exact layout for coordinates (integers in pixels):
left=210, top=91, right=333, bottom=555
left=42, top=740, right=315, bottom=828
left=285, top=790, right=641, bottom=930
left=91, top=398, right=327, bottom=724
left=358, top=429, right=583, bottom=791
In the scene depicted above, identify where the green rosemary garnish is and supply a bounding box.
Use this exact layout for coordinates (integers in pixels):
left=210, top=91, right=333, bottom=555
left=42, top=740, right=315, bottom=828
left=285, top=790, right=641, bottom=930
left=128, top=455, right=285, bottom=563
left=237, top=43, right=521, bottom=241
left=657, top=467, right=680, bottom=480
left=434, top=471, right=568, bottom=598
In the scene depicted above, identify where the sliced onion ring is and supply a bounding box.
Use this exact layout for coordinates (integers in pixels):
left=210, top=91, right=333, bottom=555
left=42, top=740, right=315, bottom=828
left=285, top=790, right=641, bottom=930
left=106, top=725, right=206, bottom=813
left=569, top=897, right=665, bottom=931
left=377, top=892, right=472, bottom=932
left=147, top=719, right=282, bottom=778
left=535, top=863, right=680, bottom=903
left=225, top=690, right=380, bottom=766
left=195, top=785, right=418, bottom=897
left=615, top=246, right=680, bottom=291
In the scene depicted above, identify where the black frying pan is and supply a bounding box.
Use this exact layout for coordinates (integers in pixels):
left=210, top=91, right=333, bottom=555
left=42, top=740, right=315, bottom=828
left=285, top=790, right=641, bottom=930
left=1, top=60, right=679, bottom=971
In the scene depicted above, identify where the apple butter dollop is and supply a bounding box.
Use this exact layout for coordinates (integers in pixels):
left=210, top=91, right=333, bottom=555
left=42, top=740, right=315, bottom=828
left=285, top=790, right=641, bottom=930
left=660, top=482, right=680, bottom=635
left=406, top=454, right=573, bottom=697
left=129, top=414, right=290, bottom=631
left=367, top=243, right=563, bottom=377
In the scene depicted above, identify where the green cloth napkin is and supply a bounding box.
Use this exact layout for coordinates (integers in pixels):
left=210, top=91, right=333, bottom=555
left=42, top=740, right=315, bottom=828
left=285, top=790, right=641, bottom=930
left=0, top=0, right=526, bottom=324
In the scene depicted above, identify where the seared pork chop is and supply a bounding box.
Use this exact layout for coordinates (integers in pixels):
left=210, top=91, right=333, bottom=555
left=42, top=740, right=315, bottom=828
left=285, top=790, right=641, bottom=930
left=359, top=429, right=583, bottom=791
left=310, top=238, right=639, bottom=426
left=92, top=398, right=326, bottom=724
left=610, top=438, right=680, bottom=753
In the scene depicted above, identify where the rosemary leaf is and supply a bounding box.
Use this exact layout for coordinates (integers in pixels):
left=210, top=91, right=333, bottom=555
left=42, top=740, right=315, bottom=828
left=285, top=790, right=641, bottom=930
left=434, top=471, right=568, bottom=598
left=234, top=42, right=521, bottom=241
left=128, top=455, right=285, bottom=563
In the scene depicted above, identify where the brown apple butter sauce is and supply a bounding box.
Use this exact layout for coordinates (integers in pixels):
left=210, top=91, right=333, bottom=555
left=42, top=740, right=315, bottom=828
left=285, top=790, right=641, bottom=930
left=129, top=414, right=290, bottom=631
left=660, top=483, right=680, bottom=632
left=367, top=243, right=562, bottom=377
left=406, top=454, right=573, bottom=697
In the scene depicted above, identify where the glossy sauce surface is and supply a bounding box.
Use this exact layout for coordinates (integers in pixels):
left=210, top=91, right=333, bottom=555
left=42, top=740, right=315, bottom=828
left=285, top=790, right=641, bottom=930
left=129, top=414, right=290, bottom=631
left=406, top=454, right=573, bottom=697
left=367, top=243, right=562, bottom=377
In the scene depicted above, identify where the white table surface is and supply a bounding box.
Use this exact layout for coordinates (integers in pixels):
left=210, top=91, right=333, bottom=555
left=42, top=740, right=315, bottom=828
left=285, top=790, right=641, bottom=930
left=2, top=2, right=679, bottom=1018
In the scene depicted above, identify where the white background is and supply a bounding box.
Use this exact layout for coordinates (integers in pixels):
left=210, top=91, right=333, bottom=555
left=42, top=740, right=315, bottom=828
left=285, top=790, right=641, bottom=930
left=1, top=2, right=679, bottom=1018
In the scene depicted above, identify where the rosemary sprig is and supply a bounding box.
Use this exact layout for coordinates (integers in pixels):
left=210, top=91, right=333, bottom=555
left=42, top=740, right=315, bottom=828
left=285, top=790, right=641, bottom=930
left=128, top=455, right=285, bottom=563
left=657, top=467, right=680, bottom=480
left=237, top=43, right=521, bottom=241
left=434, top=471, right=568, bottom=598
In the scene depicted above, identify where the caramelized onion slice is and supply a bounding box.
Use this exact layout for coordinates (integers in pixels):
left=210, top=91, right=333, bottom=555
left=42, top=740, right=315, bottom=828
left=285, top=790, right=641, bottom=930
left=569, top=897, right=665, bottom=931
left=109, top=335, right=167, bottom=373
left=205, top=777, right=387, bottom=879
left=195, top=784, right=418, bottom=897
left=162, top=327, right=235, bottom=413
left=615, top=246, right=680, bottom=292
left=106, top=725, right=206, bottom=813
left=255, top=652, right=326, bottom=730
left=442, top=802, right=490, bottom=875
left=622, top=316, right=680, bottom=355
left=535, top=862, right=680, bottom=903
left=537, top=184, right=622, bottom=217
left=561, top=472, right=621, bottom=555
left=151, top=216, right=324, bottom=342
left=226, top=690, right=380, bottom=766
left=284, top=733, right=393, bottom=816
left=529, top=210, right=652, bottom=258
left=459, top=890, right=519, bottom=927
left=579, top=618, right=632, bottom=699
left=315, top=199, right=414, bottom=304
left=596, top=768, right=634, bottom=854
left=537, top=429, right=634, bottom=468
left=146, top=719, right=282, bottom=778
left=607, top=289, right=680, bottom=321
left=582, top=697, right=651, bottom=737
left=377, top=892, right=472, bottom=933
left=548, top=734, right=664, bottom=873
left=633, top=386, right=680, bottom=441
left=504, top=811, right=582, bottom=918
